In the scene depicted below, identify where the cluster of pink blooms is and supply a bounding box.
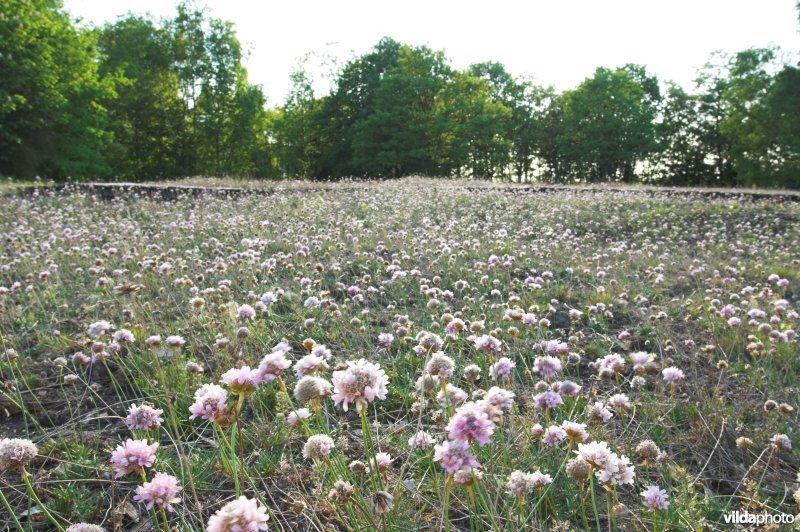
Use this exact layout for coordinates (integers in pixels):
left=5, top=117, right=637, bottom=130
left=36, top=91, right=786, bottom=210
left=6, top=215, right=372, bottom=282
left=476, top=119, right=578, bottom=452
left=331, top=359, right=389, bottom=412
left=641, top=485, right=670, bottom=511
left=534, top=390, right=564, bottom=410
left=134, top=472, right=182, bottom=512
left=124, top=404, right=163, bottom=430
left=110, top=439, right=158, bottom=478
left=254, top=342, right=293, bottom=383
left=507, top=469, right=552, bottom=496
left=189, top=384, right=229, bottom=421
left=533, top=355, right=562, bottom=380
left=662, top=366, right=685, bottom=385
left=221, top=366, right=260, bottom=395
left=489, top=357, right=516, bottom=381
left=575, top=441, right=636, bottom=487
left=434, top=372, right=517, bottom=480
left=207, top=495, right=269, bottom=531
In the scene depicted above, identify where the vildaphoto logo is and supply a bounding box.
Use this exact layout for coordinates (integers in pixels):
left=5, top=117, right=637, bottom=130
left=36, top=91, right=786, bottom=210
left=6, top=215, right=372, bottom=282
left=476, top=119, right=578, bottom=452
left=722, top=510, right=797, bottom=526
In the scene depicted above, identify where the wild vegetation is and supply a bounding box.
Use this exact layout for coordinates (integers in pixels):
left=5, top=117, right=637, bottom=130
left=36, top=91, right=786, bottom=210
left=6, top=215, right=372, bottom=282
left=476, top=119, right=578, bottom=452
left=1, top=1, right=799, bottom=186
left=0, top=180, right=798, bottom=530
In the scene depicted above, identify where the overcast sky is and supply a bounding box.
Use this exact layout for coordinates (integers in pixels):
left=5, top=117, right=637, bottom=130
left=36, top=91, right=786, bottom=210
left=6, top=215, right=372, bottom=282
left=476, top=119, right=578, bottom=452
left=64, top=0, right=800, bottom=105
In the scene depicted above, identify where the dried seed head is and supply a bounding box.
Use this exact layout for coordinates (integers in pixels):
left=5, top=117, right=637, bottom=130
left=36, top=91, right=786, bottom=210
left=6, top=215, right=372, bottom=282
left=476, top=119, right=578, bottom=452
left=370, top=491, right=394, bottom=514
left=566, top=458, right=592, bottom=482
left=635, top=440, right=661, bottom=463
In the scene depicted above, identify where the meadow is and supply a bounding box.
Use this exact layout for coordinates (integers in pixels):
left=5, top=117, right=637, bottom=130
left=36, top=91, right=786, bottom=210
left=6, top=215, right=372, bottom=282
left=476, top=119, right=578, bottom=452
left=0, top=179, right=798, bottom=531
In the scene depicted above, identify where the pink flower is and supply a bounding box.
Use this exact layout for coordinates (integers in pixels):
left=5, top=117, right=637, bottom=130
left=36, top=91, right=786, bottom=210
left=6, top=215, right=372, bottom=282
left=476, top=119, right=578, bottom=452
left=533, top=391, right=563, bottom=410
left=508, top=470, right=550, bottom=495
left=433, top=440, right=480, bottom=474
left=426, top=352, right=455, bottom=378
left=561, top=421, right=589, bottom=443
left=542, top=425, right=567, bottom=447
left=595, top=353, right=626, bottom=375
left=221, top=366, right=259, bottom=395
left=237, top=304, right=256, bottom=320
left=641, top=485, right=670, bottom=511
left=630, top=351, right=653, bottom=373
left=484, top=387, right=515, bottom=410
left=437, top=384, right=468, bottom=408
left=189, top=384, right=228, bottom=421
left=294, top=353, right=329, bottom=378
left=207, top=496, right=269, bottom=531
left=608, top=393, right=632, bottom=411
left=474, top=335, right=502, bottom=354
left=662, top=367, right=685, bottom=385
left=303, top=435, right=335, bottom=459
left=771, top=433, right=792, bottom=451
left=587, top=401, right=614, bottom=423
left=113, top=329, right=134, bottom=343
left=409, top=431, right=435, bottom=449
left=255, top=350, right=292, bottom=383
left=110, top=439, right=158, bottom=478
left=447, top=402, right=495, bottom=446
left=559, top=380, right=582, bottom=396
left=377, top=333, right=394, bottom=347
left=124, top=404, right=163, bottom=430
left=533, top=356, right=562, bottom=380
left=145, top=335, right=162, bottom=347
left=331, top=359, right=389, bottom=412
left=287, top=408, right=311, bottom=426
left=134, top=472, right=182, bottom=512
left=165, top=335, right=185, bottom=349
left=489, top=357, right=516, bottom=381
left=373, top=452, right=392, bottom=472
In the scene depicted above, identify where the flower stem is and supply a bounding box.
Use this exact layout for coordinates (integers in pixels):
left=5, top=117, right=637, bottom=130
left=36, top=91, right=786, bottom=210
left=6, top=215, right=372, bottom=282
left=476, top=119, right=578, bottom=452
left=589, top=477, right=601, bottom=532
left=0, top=488, right=24, bottom=531
left=22, top=472, right=64, bottom=532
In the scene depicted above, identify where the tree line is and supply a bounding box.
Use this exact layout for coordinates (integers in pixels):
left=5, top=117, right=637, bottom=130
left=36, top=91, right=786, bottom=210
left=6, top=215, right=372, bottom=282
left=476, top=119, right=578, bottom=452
left=1, top=0, right=798, bottom=187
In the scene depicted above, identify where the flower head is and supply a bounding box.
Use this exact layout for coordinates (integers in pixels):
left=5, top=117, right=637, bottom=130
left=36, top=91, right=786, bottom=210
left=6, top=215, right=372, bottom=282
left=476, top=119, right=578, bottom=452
left=662, top=367, right=685, bottom=385
left=426, top=352, right=455, bottom=378
left=408, top=430, right=435, bottom=449
left=221, top=366, right=259, bottom=395
left=0, top=438, right=37, bottom=472
left=87, top=321, right=112, bottom=338
left=66, top=525, right=106, bottom=532
left=641, top=485, right=670, bottom=511
left=534, top=390, right=563, bottom=410
left=533, top=355, right=562, bottom=380
left=207, top=496, right=269, bottom=532
left=294, top=353, right=329, bottom=378
left=294, top=376, right=332, bottom=404
left=331, top=359, right=389, bottom=412
left=447, top=401, right=495, bottom=446
left=255, top=350, right=292, bottom=383
left=189, top=384, right=228, bottom=422
left=489, top=357, right=516, bottom=381
left=110, top=439, right=158, bottom=478
left=287, top=408, right=312, bottom=426
left=125, top=404, right=164, bottom=431
left=433, top=440, right=480, bottom=474
left=303, top=435, right=335, bottom=459
left=134, top=472, right=182, bottom=512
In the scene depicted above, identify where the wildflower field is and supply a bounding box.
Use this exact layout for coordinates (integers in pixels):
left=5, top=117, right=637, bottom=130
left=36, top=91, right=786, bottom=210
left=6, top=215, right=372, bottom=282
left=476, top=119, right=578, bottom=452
left=0, top=179, right=798, bottom=531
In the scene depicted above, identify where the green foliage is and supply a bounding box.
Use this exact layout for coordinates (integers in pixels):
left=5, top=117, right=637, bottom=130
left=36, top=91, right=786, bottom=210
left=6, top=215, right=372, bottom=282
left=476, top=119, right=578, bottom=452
left=559, top=65, right=661, bottom=182
left=0, top=0, right=115, bottom=179
left=1, top=1, right=798, bottom=187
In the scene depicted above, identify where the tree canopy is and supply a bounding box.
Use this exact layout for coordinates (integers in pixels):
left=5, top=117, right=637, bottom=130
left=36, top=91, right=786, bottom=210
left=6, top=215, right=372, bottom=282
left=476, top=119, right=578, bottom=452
left=1, top=1, right=798, bottom=187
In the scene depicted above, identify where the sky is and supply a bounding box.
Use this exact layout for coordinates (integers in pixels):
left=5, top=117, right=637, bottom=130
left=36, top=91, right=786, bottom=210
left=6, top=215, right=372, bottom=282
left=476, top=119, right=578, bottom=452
left=64, top=0, right=800, bottom=105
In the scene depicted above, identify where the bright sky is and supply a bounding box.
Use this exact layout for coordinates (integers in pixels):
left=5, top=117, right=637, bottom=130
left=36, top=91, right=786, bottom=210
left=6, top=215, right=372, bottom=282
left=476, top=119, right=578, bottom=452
left=65, top=0, right=800, bottom=105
